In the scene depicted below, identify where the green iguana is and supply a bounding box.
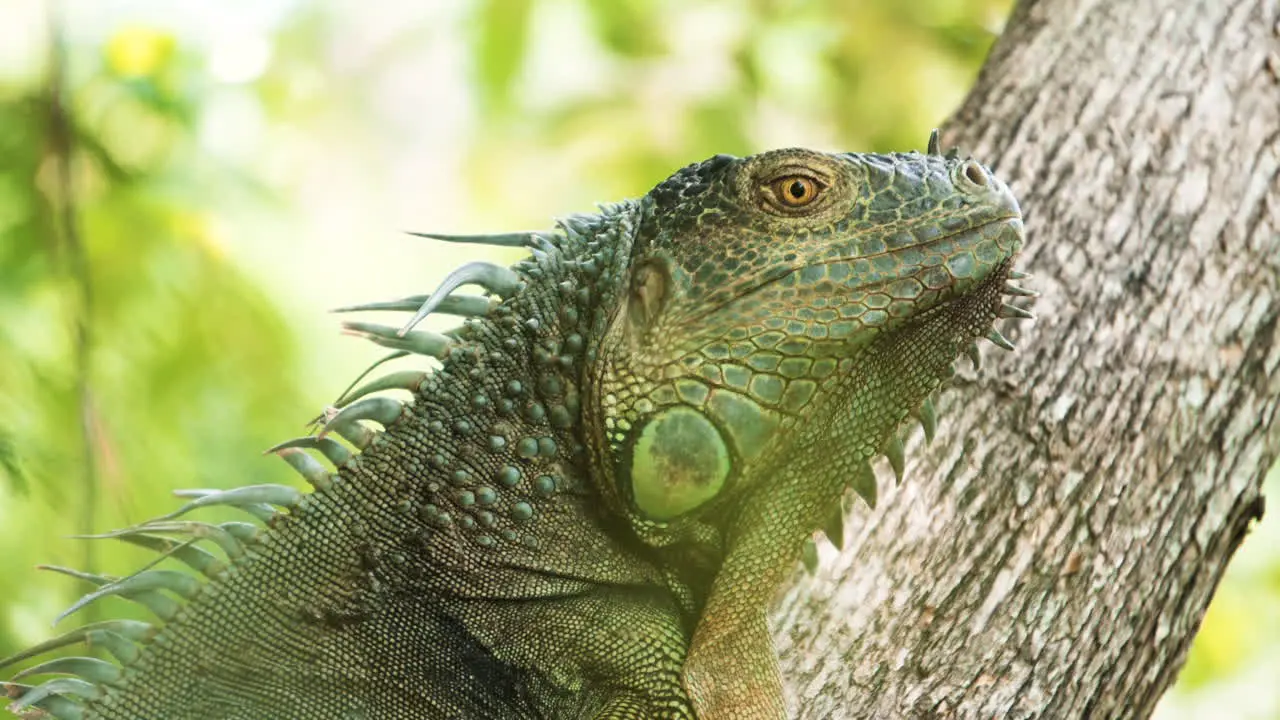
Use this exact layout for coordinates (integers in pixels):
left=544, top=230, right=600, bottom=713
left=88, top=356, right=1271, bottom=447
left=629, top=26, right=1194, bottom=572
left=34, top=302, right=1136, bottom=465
left=2, top=131, right=1030, bottom=719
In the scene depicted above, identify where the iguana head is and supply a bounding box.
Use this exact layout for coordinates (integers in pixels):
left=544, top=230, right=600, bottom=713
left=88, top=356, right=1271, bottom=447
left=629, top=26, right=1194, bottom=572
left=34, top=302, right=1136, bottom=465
left=588, top=139, right=1027, bottom=549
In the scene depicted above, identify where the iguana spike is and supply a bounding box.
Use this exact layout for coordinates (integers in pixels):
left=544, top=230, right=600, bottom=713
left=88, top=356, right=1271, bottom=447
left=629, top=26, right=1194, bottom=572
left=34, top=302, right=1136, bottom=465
left=331, top=293, right=493, bottom=318
left=965, top=341, right=982, bottom=369
left=556, top=214, right=594, bottom=239
left=327, top=416, right=376, bottom=450
left=319, top=351, right=410, bottom=425
left=529, top=233, right=560, bottom=253
left=11, top=656, right=123, bottom=686
left=406, top=230, right=544, bottom=248
left=74, top=521, right=248, bottom=560
left=322, top=397, right=405, bottom=436
left=927, top=128, right=942, bottom=155
left=986, top=328, right=1016, bottom=351
left=343, top=322, right=454, bottom=360
left=1003, top=282, right=1039, bottom=297
left=114, top=534, right=224, bottom=577
left=265, top=436, right=353, bottom=468
left=850, top=462, right=878, bottom=509
left=10, top=677, right=101, bottom=706
left=39, top=566, right=181, bottom=623
left=800, top=538, right=819, bottom=574
left=918, top=397, right=938, bottom=443
left=398, top=262, right=522, bottom=336
left=198, top=521, right=253, bottom=556
left=54, top=570, right=201, bottom=626
left=999, top=303, right=1035, bottom=320
left=0, top=621, right=153, bottom=671
left=272, top=447, right=334, bottom=490
left=38, top=566, right=111, bottom=586
left=171, top=489, right=277, bottom=523
left=155, top=484, right=302, bottom=523
left=314, top=436, right=356, bottom=466
left=885, top=436, right=906, bottom=484
left=221, top=522, right=261, bottom=543
left=1009, top=270, right=1031, bottom=280
left=333, top=369, right=428, bottom=409
left=7, top=684, right=87, bottom=718
left=822, top=504, right=845, bottom=550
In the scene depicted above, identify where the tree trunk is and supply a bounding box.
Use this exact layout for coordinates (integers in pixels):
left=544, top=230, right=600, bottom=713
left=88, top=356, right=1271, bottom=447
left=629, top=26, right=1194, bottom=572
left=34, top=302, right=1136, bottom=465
left=774, top=0, right=1280, bottom=717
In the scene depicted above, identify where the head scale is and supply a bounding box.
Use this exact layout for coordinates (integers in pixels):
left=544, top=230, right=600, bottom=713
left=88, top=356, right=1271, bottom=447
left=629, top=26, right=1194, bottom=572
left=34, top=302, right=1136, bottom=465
left=586, top=142, right=1026, bottom=547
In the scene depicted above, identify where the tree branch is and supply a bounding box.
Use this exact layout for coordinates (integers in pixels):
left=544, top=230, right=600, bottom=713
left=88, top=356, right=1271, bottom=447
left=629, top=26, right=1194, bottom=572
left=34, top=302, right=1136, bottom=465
left=776, top=0, right=1280, bottom=716
left=45, top=0, right=98, bottom=606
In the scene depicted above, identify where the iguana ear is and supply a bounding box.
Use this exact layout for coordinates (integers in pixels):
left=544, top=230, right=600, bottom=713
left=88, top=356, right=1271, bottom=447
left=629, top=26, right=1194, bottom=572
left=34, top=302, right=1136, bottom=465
left=625, top=259, right=669, bottom=339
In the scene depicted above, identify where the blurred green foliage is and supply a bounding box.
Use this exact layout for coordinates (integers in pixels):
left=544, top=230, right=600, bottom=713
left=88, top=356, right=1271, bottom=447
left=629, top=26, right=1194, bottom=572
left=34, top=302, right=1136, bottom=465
left=0, top=0, right=1273, bottom=716
left=0, top=19, right=309, bottom=655
left=456, top=0, right=1011, bottom=221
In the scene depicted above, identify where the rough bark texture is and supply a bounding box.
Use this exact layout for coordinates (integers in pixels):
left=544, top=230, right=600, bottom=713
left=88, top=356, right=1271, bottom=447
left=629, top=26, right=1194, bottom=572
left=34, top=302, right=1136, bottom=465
left=773, top=0, right=1280, bottom=717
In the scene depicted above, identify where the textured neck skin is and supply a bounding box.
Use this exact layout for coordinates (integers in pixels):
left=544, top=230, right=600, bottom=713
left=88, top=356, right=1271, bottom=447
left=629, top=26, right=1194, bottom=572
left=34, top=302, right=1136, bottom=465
left=2, top=142, right=1027, bottom=720
left=84, top=202, right=686, bottom=719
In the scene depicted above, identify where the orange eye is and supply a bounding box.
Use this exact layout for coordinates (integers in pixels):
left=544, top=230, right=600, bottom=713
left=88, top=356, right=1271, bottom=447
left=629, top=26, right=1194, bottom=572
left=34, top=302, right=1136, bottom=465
left=770, top=175, right=822, bottom=208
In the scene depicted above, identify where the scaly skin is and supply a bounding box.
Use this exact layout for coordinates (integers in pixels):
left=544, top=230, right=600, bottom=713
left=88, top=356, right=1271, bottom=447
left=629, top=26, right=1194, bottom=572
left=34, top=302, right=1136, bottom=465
left=2, top=139, right=1026, bottom=719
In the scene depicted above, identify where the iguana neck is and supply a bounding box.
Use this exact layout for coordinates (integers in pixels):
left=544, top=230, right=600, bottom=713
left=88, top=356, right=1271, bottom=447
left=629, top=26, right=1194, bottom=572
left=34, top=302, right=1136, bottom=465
left=371, top=199, right=671, bottom=596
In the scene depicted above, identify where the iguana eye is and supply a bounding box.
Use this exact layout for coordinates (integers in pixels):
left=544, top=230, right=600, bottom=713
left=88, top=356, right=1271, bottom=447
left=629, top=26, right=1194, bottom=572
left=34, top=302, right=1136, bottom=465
left=767, top=174, right=824, bottom=210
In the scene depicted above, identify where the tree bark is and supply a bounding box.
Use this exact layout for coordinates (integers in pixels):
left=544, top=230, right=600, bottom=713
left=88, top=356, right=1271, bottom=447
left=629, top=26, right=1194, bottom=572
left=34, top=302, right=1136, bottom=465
left=774, top=0, right=1280, bottom=717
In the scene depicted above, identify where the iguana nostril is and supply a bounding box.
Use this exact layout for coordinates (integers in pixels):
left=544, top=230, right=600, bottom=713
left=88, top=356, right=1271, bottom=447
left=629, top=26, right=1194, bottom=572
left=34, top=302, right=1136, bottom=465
left=963, top=160, right=989, bottom=187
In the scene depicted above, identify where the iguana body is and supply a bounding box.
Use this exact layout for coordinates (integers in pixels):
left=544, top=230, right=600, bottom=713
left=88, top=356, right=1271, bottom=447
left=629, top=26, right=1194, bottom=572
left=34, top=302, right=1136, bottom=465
left=3, top=136, right=1028, bottom=719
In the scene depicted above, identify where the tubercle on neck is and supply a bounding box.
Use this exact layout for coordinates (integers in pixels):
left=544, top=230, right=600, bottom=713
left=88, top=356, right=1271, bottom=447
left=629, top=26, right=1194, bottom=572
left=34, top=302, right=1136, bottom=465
left=321, top=202, right=645, bottom=558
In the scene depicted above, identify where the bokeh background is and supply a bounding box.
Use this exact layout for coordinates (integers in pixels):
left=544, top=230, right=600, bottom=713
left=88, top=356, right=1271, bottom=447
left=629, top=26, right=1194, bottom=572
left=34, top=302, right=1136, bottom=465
left=0, top=1, right=1276, bottom=717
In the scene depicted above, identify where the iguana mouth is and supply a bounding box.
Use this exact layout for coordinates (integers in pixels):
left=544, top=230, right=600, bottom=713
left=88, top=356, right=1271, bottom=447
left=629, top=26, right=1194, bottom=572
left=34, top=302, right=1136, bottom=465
left=813, top=214, right=1025, bottom=302
left=817, top=213, right=1024, bottom=268
left=891, top=215, right=1026, bottom=311
left=683, top=213, right=1025, bottom=330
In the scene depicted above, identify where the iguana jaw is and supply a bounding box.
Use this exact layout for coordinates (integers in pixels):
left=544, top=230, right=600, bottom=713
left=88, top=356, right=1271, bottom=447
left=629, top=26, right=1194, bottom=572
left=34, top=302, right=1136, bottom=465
left=602, top=221, right=1022, bottom=526
left=753, top=269, right=1028, bottom=550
